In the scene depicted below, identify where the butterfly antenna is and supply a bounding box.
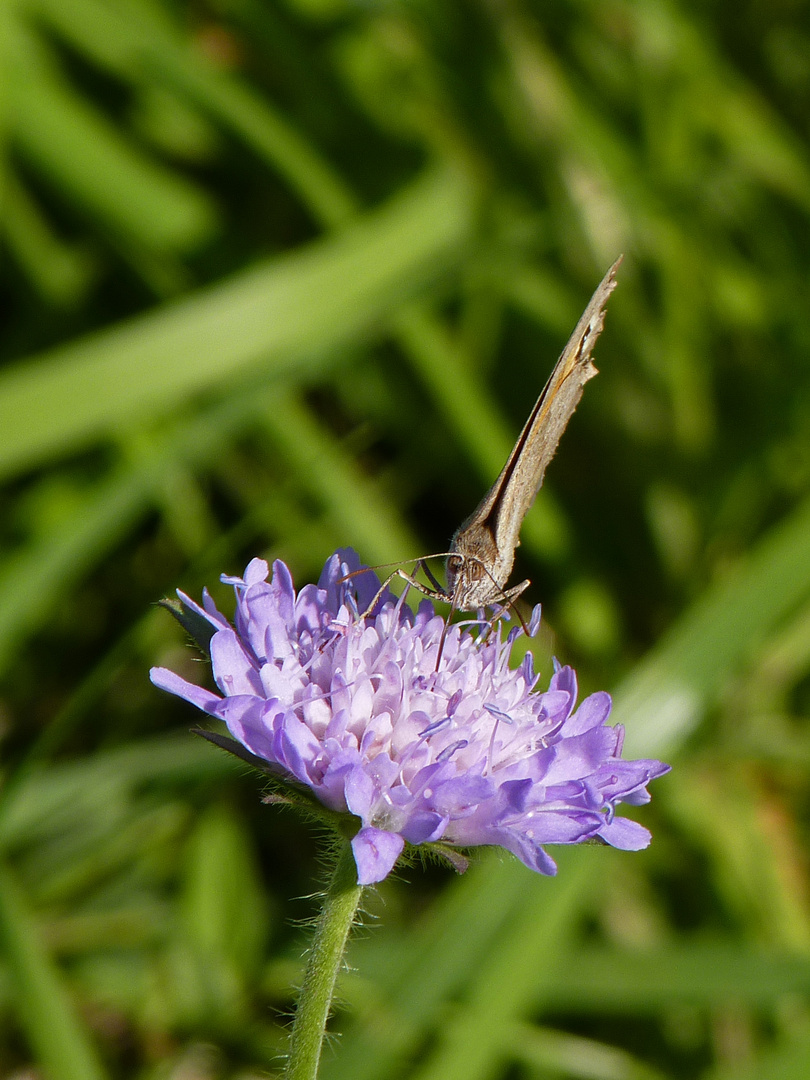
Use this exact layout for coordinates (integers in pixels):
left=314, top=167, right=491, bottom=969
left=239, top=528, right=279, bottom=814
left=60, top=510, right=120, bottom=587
left=337, top=554, right=454, bottom=586
left=507, top=598, right=531, bottom=636
left=338, top=562, right=405, bottom=584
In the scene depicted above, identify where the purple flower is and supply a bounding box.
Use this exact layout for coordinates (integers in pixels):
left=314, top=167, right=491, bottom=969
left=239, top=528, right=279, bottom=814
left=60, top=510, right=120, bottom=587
left=151, top=550, right=669, bottom=885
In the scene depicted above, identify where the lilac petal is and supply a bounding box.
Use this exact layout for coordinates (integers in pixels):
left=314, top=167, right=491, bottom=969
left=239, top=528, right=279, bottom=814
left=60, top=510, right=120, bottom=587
left=319, top=750, right=361, bottom=809
left=401, top=812, right=447, bottom=844
left=348, top=556, right=392, bottom=614
left=301, top=694, right=332, bottom=734
left=371, top=662, right=404, bottom=720
left=259, top=662, right=296, bottom=704
left=540, top=728, right=619, bottom=785
left=319, top=549, right=353, bottom=589
left=319, top=550, right=357, bottom=614
left=238, top=583, right=280, bottom=660
left=351, top=827, right=405, bottom=884
left=261, top=607, right=294, bottom=663
left=523, top=809, right=602, bottom=844
left=149, top=667, right=222, bottom=713
left=549, top=663, right=577, bottom=701
left=430, top=774, right=493, bottom=815
left=324, top=707, right=351, bottom=742
left=294, top=583, right=330, bottom=635
left=268, top=560, right=296, bottom=622
left=499, top=777, right=533, bottom=813
left=536, top=690, right=573, bottom=723
left=529, top=846, right=558, bottom=876
left=488, top=828, right=559, bottom=876
left=279, top=714, right=323, bottom=782
left=598, top=816, right=652, bottom=851
left=201, top=588, right=228, bottom=624
left=244, top=558, right=270, bottom=586
left=566, top=691, right=612, bottom=735
left=364, top=751, right=399, bottom=791
left=345, top=765, right=376, bottom=820
left=176, top=589, right=229, bottom=630
left=598, top=759, right=671, bottom=801
left=219, top=696, right=281, bottom=763
left=618, top=786, right=652, bottom=807
left=210, top=630, right=263, bottom=695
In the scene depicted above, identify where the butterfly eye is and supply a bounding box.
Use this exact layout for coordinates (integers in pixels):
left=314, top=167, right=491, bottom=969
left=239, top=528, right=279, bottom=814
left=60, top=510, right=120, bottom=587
left=447, top=555, right=464, bottom=575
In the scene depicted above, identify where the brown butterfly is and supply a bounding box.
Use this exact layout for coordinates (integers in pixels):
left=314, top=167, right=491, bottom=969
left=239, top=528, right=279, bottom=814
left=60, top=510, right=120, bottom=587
left=364, top=256, right=622, bottom=616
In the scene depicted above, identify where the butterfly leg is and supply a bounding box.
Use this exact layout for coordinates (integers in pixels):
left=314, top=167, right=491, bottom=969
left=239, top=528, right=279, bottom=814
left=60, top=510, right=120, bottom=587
left=360, top=566, right=447, bottom=617
left=475, top=579, right=532, bottom=645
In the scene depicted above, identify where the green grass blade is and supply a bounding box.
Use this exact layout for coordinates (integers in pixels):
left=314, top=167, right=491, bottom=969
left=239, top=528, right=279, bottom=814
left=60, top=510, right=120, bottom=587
left=31, top=0, right=358, bottom=229
left=0, top=734, right=236, bottom=851
left=0, top=164, right=96, bottom=305
left=406, top=851, right=594, bottom=1080
left=0, top=378, right=419, bottom=677
left=0, top=166, right=472, bottom=480
left=261, top=389, right=419, bottom=566
left=507, top=1022, right=666, bottom=1080
left=708, top=1031, right=810, bottom=1080
left=0, top=864, right=109, bottom=1080
left=617, top=496, right=810, bottom=758
left=549, top=944, right=810, bottom=1011
left=5, top=13, right=217, bottom=253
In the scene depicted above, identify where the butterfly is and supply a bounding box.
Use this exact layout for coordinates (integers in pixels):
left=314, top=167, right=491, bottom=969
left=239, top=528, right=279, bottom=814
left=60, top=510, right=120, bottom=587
left=360, top=256, right=622, bottom=618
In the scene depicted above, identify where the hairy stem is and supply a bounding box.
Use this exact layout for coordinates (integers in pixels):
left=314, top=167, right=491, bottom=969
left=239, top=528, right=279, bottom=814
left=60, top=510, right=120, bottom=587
left=284, top=841, right=363, bottom=1080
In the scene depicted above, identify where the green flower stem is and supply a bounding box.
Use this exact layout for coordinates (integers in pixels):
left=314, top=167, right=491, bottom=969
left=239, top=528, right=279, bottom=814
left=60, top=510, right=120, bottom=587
left=285, top=840, right=364, bottom=1080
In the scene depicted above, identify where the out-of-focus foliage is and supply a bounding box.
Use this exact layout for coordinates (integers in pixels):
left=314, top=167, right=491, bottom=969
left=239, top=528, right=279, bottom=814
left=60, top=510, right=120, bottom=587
left=2, top=0, right=810, bottom=1077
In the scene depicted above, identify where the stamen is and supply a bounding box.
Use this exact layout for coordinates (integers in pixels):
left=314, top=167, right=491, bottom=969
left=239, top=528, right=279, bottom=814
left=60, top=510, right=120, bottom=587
left=484, top=704, right=514, bottom=723
left=437, top=739, right=468, bottom=762
left=419, top=715, right=452, bottom=738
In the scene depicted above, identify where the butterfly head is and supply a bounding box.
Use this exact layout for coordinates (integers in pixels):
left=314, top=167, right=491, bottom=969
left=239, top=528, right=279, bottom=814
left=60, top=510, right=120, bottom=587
left=446, top=523, right=513, bottom=610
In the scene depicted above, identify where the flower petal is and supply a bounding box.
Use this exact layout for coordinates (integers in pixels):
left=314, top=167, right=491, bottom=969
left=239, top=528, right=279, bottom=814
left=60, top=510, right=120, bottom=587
left=598, top=816, right=652, bottom=851
left=345, top=765, right=376, bottom=820
left=351, top=827, right=405, bottom=885
left=149, top=667, right=222, bottom=713
left=566, top=691, right=612, bottom=735
left=210, top=629, right=262, bottom=695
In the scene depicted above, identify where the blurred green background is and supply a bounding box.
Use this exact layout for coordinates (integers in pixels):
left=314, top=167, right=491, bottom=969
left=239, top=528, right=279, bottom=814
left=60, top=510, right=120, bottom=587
left=2, top=0, right=810, bottom=1077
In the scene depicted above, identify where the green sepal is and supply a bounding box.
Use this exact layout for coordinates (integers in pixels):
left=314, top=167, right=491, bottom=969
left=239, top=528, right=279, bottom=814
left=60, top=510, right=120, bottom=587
left=159, top=596, right=215, bottom=655
left=428, top=841, right=470, bottom=874
left=191, top=726, right=279, bottom=774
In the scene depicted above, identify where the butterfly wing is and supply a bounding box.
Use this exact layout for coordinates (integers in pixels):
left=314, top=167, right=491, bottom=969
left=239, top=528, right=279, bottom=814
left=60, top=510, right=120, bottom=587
left=448, top=256, right=621, bottom=608
left=488, top=255, right=622, bottom=560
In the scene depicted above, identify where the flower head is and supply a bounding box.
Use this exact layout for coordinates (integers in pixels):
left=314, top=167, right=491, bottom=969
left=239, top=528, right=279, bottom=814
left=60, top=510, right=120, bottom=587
left=151, top=550, right=669, bottom=885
